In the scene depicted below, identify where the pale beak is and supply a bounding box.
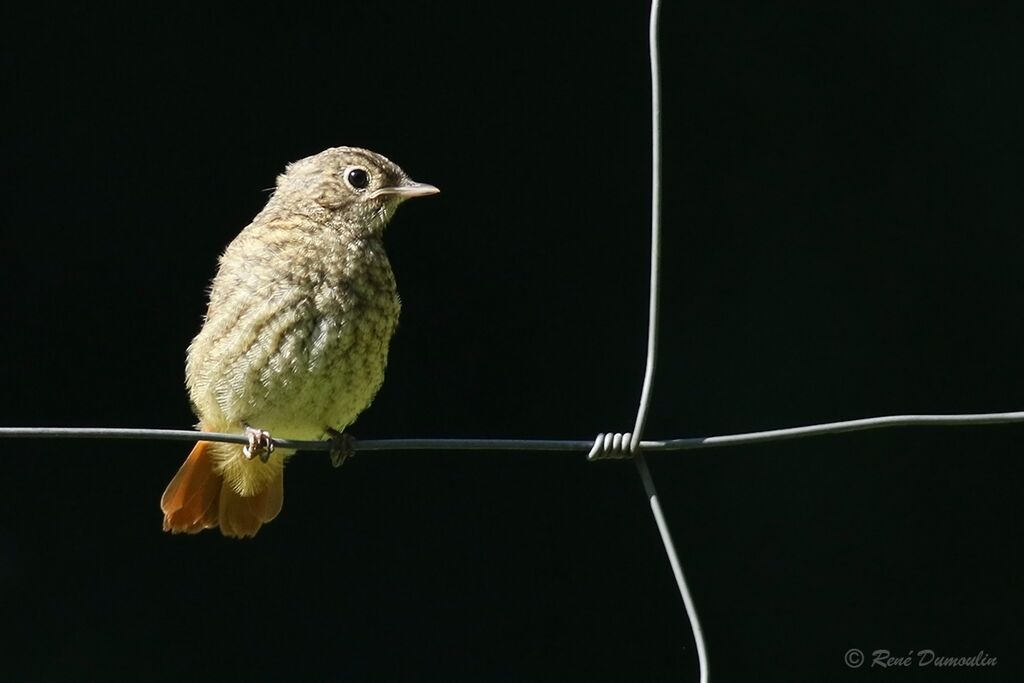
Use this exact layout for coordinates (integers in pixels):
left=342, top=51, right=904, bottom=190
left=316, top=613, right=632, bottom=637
left=370, top=181, right=440, bottom=200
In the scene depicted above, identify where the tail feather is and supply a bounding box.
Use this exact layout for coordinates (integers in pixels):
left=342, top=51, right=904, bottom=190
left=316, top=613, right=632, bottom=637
left=218, top=472, right=284, bottom=539
left=161, top=441, right=221, bottom=534
left=162, top=439, right=285, bottom=538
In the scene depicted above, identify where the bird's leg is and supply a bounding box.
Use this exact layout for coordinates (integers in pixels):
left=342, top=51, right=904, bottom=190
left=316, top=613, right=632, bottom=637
left=243, top=425, right=275, bottom=463
left=325, top=427, right=355, bottom=468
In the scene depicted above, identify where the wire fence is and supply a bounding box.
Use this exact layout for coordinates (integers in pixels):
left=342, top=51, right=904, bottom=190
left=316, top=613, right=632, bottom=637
left=6, top=412, right=1021, bottom=454
left=2, top=2, right=1023, bottom=682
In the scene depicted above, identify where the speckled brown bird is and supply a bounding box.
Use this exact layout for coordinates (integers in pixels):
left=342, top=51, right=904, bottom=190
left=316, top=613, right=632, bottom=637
left=161, top=147, right=438, bottom=538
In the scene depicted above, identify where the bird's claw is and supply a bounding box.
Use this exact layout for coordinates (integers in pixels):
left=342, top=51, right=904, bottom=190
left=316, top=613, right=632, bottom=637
left=326, top=428, right=355, bottom=468
left=243, top=426, right=275, bottom=463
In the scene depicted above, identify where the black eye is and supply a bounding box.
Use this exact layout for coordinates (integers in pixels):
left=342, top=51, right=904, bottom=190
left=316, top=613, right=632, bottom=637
left=346, top=168, right=370, bottom=189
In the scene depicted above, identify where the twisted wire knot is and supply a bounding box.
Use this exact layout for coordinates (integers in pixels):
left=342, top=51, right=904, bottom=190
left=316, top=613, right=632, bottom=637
left=588, top=432, right=638, bottom=461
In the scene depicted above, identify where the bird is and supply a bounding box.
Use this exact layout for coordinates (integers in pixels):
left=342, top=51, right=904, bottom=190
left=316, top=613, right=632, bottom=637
left=160, top=146, right=438, bottom=538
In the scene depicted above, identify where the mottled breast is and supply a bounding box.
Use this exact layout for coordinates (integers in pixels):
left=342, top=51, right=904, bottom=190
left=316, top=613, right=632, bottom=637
left=186, top=225, right=400, bottom=440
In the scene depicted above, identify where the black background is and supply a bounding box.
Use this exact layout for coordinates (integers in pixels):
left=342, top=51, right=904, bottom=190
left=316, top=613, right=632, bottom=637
left=2, top=3, right=1022, bottom=682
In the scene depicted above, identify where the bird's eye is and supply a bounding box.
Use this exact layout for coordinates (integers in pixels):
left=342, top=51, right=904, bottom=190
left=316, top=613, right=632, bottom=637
left=346, top=168, right=370, bottom=190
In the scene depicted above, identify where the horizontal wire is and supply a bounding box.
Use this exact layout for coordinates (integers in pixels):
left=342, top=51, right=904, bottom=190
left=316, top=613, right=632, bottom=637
left=1, top=411, right=1020, bottom=453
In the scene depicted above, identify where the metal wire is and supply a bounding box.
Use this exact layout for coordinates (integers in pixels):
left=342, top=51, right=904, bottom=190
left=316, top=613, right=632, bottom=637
left=634, top=453, right=707, bottom=683
left=3, top=413, right=1021, bottom=453
left=626, top=2, right=708, bottom=681
left=630, top=0, right=663, bottom=456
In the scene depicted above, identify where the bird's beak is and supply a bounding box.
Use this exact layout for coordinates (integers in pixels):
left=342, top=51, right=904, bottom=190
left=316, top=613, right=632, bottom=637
left=370, top=181, right=440, bottom=200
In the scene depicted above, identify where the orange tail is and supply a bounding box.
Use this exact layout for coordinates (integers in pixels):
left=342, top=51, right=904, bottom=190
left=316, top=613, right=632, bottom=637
left=161, top=441, right=222, bottom=534
left=161, top=440, right=284, bottom=538
left=218, top=473, right=284, bottom=539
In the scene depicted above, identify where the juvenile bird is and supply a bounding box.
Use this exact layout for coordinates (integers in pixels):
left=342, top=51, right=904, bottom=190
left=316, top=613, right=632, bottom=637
left=161, top=147, right=438, bottom=538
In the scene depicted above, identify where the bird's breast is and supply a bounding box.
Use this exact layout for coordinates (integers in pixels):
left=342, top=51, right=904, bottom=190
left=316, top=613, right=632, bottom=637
left=187, top=232, right=400, bottom=439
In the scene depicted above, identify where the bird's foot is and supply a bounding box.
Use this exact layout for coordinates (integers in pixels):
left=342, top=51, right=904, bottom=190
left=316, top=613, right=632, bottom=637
left=243, top=425, right=275, bottom=463
left=326, top=428, right=355, bottom=468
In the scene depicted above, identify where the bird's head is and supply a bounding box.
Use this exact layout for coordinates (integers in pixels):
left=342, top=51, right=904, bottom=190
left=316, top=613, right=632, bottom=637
left=271, top=146, right=438, bottom=233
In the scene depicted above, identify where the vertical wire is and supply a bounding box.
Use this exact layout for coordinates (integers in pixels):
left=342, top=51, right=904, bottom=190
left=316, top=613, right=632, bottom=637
left=631, top=2, right=709, bottom=681
left=630, top=0, right=662, bottom=452
left=634, top=455, right=709, bottom=683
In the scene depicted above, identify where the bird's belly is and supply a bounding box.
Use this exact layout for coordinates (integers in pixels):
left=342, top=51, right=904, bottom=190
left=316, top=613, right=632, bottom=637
left=190, top=286, right=399, bottom=440
left=249, top=312, right=395, bottom=439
